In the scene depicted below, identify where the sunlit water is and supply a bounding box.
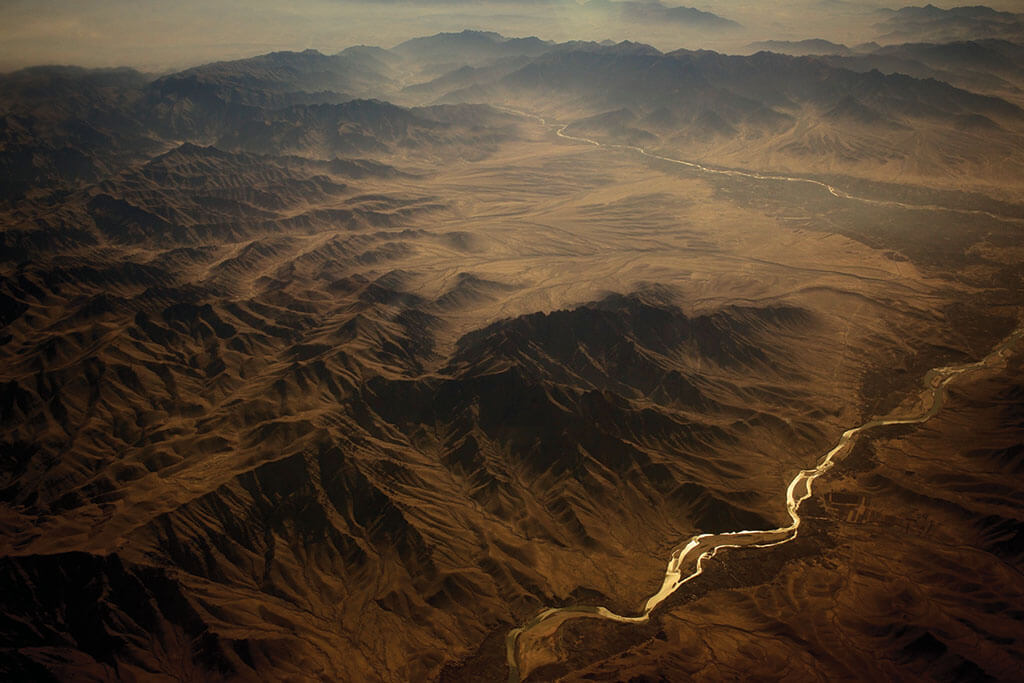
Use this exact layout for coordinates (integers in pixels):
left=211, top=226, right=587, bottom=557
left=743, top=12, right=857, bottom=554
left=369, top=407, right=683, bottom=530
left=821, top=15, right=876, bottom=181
left=500, top=107, right=1024, bottom=683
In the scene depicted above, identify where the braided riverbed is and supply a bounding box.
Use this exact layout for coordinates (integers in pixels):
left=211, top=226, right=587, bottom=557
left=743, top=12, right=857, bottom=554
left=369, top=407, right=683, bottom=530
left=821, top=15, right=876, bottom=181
left=496, top=107, right=1023, bottom=681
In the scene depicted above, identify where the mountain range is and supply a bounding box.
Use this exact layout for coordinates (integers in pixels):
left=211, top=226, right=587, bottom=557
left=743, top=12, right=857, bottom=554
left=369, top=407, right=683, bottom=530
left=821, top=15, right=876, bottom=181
left=3, top=20, right=1024, bottom=683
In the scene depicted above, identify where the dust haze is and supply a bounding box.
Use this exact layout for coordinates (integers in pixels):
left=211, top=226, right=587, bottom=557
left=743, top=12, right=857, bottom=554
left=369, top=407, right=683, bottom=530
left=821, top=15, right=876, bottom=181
left=2, top=2, right=1024, bottom=682
left=5, top=0, right=1024, bottom=71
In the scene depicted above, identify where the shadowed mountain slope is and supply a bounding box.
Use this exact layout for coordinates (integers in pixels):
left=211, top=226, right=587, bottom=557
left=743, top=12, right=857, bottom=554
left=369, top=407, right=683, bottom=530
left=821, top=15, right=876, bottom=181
left=3, top=25, right=1024, bottom=683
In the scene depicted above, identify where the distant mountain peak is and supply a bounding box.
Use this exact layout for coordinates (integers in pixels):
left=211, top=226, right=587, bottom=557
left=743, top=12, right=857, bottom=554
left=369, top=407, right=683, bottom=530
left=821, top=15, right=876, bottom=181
left=456, top=29, right=504, bottom=39
left=745, top=39, right=854, bottom=57
left=876, top=3, right=1024, bottom=43
left=582, top=0, right=740, bottom=29
left=391, top=30, right=554, bottom=64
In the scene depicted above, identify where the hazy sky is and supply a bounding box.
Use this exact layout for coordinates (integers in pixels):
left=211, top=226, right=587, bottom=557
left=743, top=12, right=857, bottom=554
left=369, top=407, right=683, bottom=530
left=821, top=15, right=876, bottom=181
left=3, top=0, right=1024, bottom=72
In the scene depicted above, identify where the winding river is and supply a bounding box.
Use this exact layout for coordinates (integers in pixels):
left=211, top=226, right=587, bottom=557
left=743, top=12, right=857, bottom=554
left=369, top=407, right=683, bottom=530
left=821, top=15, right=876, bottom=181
left=500, top=108, right=1024, bottom=681
left=506, top=322, right=1023, bottom=682
left=499, top=106, right=1024, bottom=224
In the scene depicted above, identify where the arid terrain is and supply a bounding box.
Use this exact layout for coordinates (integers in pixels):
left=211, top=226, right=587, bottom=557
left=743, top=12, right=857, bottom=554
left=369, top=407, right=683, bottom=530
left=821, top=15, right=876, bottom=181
left=2, top=14, right=1024, bottom=683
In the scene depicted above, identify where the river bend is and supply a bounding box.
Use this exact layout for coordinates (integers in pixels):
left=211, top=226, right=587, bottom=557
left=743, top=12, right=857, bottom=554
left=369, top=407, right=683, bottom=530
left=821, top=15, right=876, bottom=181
left=500, top=108, right=1024, bottom=682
